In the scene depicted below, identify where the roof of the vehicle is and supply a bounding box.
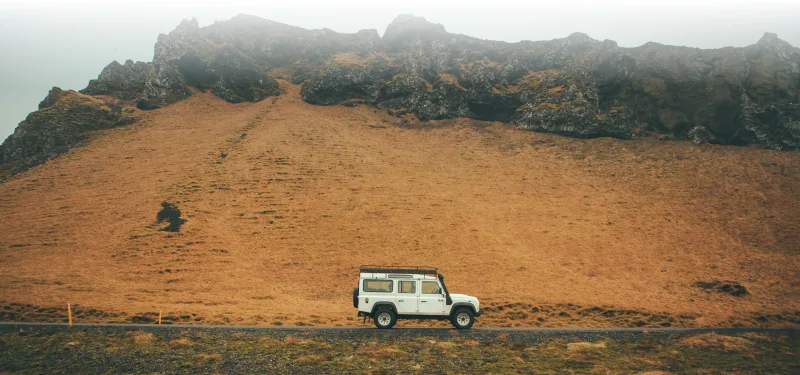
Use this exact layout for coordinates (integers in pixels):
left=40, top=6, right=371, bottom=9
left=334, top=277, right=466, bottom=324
left=360, top=272, right=438, bottom=280
left=359, top=265, right=438, bottom=275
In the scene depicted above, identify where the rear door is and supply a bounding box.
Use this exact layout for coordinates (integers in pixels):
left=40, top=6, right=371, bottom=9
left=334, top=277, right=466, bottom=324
left=418, top=280, right=445, bottom=314
left=360, top=278, right=395, bottom=313
left=395, top=280, right=418, bottom=313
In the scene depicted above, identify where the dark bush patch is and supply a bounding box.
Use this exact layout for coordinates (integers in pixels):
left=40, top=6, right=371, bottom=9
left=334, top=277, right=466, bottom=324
left=693, top=280, right=749, bottom=297
left=105, top=102, right=123, bottom=114
left=136, top=99, right=161, bottom=110
left=156, top=202, right=187, bottom=232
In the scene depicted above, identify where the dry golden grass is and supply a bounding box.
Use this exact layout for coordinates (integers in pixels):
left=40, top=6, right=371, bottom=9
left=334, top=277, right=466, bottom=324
left=439, top=74, right=467, bottom=91
left=195, top=353, right=223, bottom=364
left=283, top=335, right=316, bottom=345
left=295, top=354, right=326, bottom=364
left=566, top=341, right=607, bottom=351
left=332, top=52, right=370, bottom=66
left=169, top=338, right=194, bottom=347
left=268, top=67, right=292, bottom=81
left=365, top=346, right=406, bottom=358
left=681, top=333, right=752, bottom=352
left=126, top=331, right=156, bottom=345
left=517, top=69, right=561, bottom=89
left=461, top=339, right=480, bottom=347
left=0, top=81, right=798, bottom=326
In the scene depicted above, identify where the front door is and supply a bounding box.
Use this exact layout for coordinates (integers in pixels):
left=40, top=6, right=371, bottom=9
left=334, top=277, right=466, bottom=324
left=418, top=280, right=445, bottom=314
left=396, top=280, right=419, bottom=313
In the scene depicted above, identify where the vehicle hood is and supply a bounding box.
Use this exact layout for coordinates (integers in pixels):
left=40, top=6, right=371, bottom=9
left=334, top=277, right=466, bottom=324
left=449, top=293, right=479, bottom=303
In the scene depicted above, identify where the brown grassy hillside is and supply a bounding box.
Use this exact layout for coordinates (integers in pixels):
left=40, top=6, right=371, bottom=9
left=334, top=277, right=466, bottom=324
left=1, top=82, right=798, bottom=327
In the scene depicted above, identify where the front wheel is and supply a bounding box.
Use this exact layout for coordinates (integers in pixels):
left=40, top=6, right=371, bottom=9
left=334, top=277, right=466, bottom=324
left=451, top=308, right=474, bottom=329
left=373, top=308, right=396, bottom=329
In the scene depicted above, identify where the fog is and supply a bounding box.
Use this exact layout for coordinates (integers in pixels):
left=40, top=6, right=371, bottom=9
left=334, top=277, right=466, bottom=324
left=2, top=0, right=798, bottom=139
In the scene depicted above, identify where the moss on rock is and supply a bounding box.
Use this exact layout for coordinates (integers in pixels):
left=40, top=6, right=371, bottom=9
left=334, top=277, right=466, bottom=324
left=0, top=88, right=136, bottom=175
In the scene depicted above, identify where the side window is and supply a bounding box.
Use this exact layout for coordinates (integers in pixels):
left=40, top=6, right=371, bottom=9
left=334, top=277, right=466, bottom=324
left=421, top=281, right=441, bottom=294
left=363, top=279, right=393, bottom=293
left=399, top=281, right=416, bottom=294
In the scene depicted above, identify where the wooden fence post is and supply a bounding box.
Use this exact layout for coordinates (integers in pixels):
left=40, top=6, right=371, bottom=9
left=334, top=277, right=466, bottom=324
left=158, top=310, right=162, bottom=325
left=67, top=303, right=72, bottom=328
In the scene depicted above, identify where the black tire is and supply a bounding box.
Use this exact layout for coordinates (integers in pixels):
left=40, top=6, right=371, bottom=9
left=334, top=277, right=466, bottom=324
left=373, top=307, right=396, bottom=329
left=352, top=287, right=359, bottom=308
left=451, top=308, right=474, bottom=329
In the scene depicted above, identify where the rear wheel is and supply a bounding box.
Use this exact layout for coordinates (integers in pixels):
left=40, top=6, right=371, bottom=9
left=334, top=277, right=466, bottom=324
left=352, top=287, right=359, bottom=308
left=451, top=308, right=474, bottom=329
left=373, top=308, right=396, bottom=329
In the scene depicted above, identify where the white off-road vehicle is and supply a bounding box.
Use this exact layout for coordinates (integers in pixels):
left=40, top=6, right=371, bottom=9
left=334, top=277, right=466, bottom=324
left=353, top=265, right=481, bottom=329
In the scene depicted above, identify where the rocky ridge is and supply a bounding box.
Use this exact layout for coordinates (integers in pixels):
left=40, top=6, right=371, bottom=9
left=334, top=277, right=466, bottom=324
left=2, top=14, right=799, bottom=174
left=0, top=88, right=136, bottom=174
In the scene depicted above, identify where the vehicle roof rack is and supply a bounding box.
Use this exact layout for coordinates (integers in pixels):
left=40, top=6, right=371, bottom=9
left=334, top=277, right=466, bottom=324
left=360, top=265, right=438, bottom=275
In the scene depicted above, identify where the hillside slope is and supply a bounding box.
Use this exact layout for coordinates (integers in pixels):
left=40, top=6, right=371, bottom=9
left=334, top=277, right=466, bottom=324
left=0, top=82, right=798, bottom=327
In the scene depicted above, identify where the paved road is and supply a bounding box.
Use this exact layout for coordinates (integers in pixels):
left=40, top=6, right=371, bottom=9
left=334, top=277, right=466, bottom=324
left=0, top=321, right=795, bottom=331
left=2, top=322, right=797, bottom=342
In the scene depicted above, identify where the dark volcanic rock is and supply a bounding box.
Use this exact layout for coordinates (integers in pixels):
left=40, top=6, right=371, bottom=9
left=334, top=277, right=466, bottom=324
left=382, top=14, right=448, bottom=51
left=146, top=15, right=390, bottom=105
left=150, top=16, right=287, bottom=103
left=209, top=46, right=281, bottom=103
left=294, top=16, right=800, bottom=150
left=140, top=62, right=192, bottom=107
left=85, top=16, right=286, bottom=106
left=0, top=88, right=136, bottom=174
left=83, top=59, right=191, bottom=109
left=82, top=60, right=148, bottom=100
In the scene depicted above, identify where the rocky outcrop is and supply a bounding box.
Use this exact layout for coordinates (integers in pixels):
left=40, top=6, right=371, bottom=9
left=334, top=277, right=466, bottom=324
left=81, top=15, right=387, bottom=108
left=82, top=59, right=190, bottom=110
left=82, top=60, right=148, bottom=100
left=155, top=18, right=282, bottom=103
left=0, top=88, right=136, bottom=174
left=83, top=17, right=284, bottom=108
left=4, top=13, right=799, bottom=174
left=293, top=17, right=800, bottom=149
left=82, top=13, right=800, bottom=150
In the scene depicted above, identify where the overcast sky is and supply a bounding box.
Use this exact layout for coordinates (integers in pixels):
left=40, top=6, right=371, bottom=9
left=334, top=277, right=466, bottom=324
left=1, top=0, right=798, bottom=140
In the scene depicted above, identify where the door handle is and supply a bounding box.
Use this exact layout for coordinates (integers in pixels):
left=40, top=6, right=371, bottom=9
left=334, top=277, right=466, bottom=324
left=421, top=301, right=427, bottom=303
left=398, top=300, right=404, bottom=302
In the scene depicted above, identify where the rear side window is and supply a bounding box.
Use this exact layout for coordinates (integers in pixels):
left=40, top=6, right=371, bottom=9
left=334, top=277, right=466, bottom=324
left=363, top=279, right=393, bottom=293
left=399, top=281, right=416, bottom=294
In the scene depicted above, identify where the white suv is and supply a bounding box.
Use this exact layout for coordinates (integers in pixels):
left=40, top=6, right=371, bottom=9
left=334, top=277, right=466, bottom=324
left=353, top=265, right=481, bottom=329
